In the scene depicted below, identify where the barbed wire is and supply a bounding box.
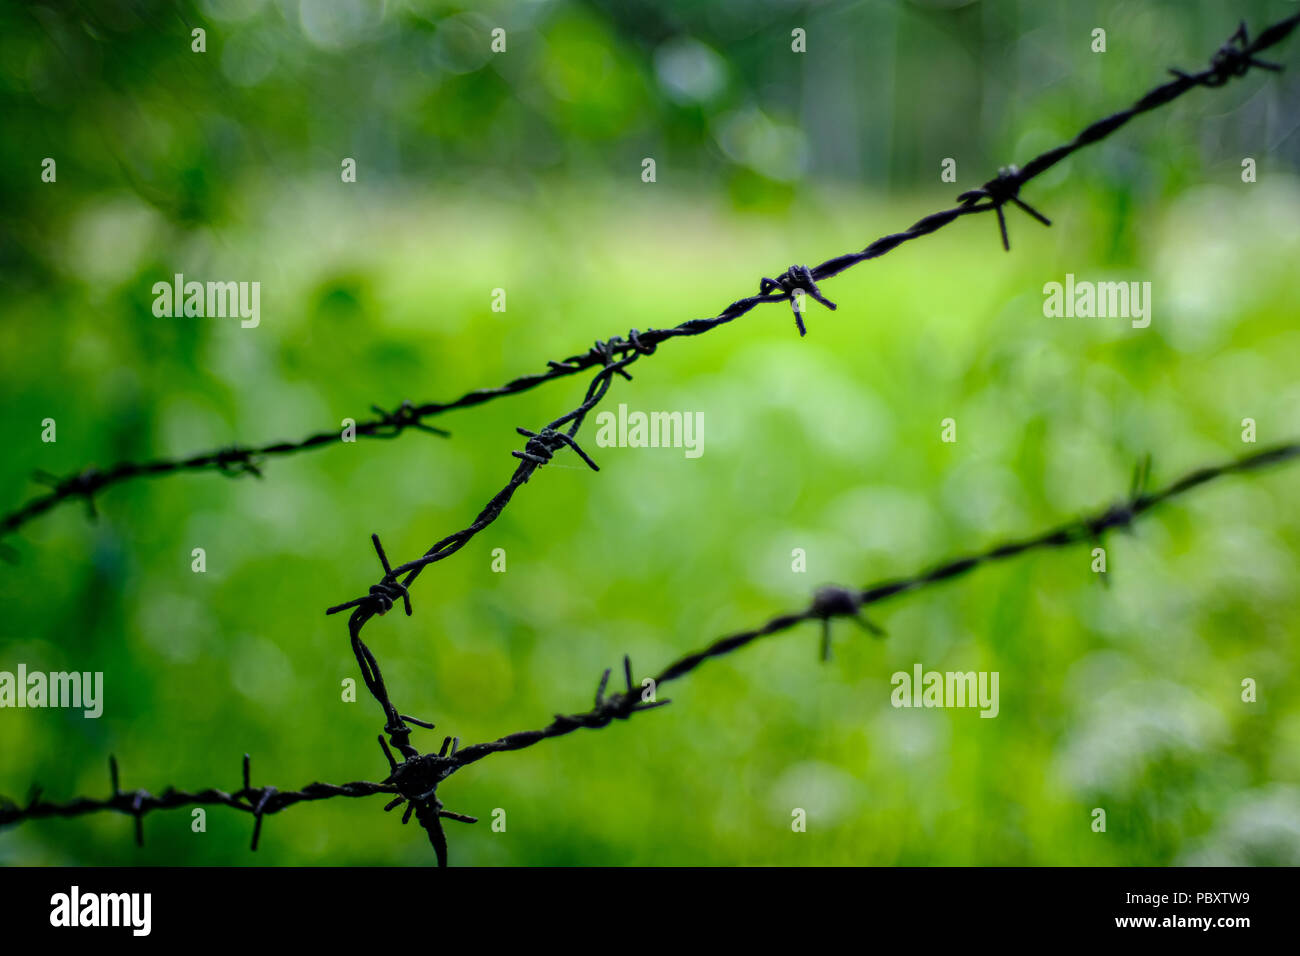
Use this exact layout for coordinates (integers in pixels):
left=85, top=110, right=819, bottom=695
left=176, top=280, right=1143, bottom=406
left=329, top=15, right=1300, bottom=849
left=0, top=753, right=398, bottom=852
left=3, top=14, right=1295, bottom=557
left=445, top=441, right=1300, bottom=775
left=314, top=16, right=1300, bottom=863
left=3, top=14, right=1299, bottom=867
left=5, top=441, right=1297, bottom=862
left=356, top=443, right=1300, bottom=826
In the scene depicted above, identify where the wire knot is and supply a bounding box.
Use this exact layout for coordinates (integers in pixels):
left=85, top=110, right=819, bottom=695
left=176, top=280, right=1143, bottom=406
left=365, top=579, right=411, bottom=616
left=1173, top=22, right=1283, bottom=88
left=1100, top=455, right=1151, bottom=524
left=371, top=400, right=450, bottom=438
left=590, top=339, right=634, bottom=380
left=1086, top=455, right=1152, bottom=589
left=811, top=585, right=884, bottom=661
left=957, top=165, right=1052, bottom=251
left=379, top=738, right=476, bottom=866
left=512, top=427, right=600, bottom=473
left=325, top=533, right=413, bottom=618
left=591, top=655, right=671, bottom=724
left=34, top=468, right=106, bottom=518
left=760, top=264, right=837, bottom=337
left=603, top=328, right=657, bottom=362
left=811, top=585, right=862, bottom=619
left=239, top=754, right=278, bottom=851
left=625, top=328, right=657, bottom=355
left=214, top=447, right=262, bottom=478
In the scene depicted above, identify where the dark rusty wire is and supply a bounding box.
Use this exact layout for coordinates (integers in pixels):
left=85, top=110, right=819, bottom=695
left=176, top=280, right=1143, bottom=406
left=3, top=15, right=1295, bottom=554
left=3, top=16, right=1300, bottom=866
left=6, top=442, right=1298, bottom=862
left=352, top=444, right=1300, bottom=866
left=442, top=442, right=1300, bottom=776
left=308, top=16, right=1300, bottom=865
left=0, top=754, right=397, bottom=852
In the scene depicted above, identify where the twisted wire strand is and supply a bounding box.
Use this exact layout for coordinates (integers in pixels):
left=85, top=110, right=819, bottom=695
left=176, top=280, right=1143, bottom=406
left=317, top=15, right=1300, bottom=863
left=446, top=442, right=1300, bottom=770
left=4, top=441, right=1298, bottom=861
left=3, top=14, right=1295, bottom=551
left=0, top=754, right=397, bottom=852
left=323, top=15, right=1300, bottom=809
left=3, top=16, right=1299, bottom=867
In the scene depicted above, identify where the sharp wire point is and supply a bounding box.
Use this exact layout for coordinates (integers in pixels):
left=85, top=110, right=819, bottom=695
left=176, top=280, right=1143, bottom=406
left=5, top=15, right=1300, bottom=867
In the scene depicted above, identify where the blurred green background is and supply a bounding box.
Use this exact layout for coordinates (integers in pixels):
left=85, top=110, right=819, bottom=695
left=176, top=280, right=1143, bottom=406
left=2, top=0, right=1300, bottom=866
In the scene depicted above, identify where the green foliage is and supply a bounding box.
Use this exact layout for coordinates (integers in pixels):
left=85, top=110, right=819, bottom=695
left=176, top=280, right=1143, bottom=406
left=1, top=0, right=1297, bottom=866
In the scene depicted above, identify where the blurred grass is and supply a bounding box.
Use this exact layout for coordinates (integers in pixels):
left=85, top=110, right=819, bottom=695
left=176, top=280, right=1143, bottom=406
left=2, top=173, right=1299, bottom=865
left=3, top=0, right=1300, bottom=866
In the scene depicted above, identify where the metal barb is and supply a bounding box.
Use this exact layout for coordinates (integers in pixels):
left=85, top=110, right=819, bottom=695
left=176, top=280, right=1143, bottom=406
left=957, top=166, right=1051, bottom=251
left=759, top=264, right=837, bottom=337
left=325, top=533, right=413, bottom=617
left=12, top=440, right=1282, bottom=864
left=811, top=585, right=885, bottom=660
left=4, top=15, right=1298, bottom=539
left=512, top=426, right=600, bottom=472
left=372, top=399, right=451, bottom=438
left=4, top=15, right=1300, bottom=870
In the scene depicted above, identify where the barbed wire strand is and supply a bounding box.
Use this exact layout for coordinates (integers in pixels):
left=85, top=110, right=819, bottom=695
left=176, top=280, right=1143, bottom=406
left=310, top=17, right=1300, bottom=866
left=338, top=441, right=1300, bottom=865
left=2, top=14, right=1295, bottom=559
left=7, top=14, right=1298, bottom=865
left=0, top=753, right=397, bottom=852
left=443, top=441, right=1300, bottom=773
left=4, top=441, right=1297, bottom=862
